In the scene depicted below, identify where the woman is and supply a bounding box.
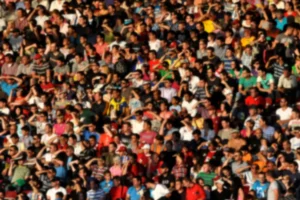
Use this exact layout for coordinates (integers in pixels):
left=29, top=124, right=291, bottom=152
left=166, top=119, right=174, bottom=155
left=284, top=2, right=297, bottom=17
left=8, top=89, right=26, bottom=107
left=59, top=38, right=70, bottom=58
left=231, top=177, right=245, bottom=200
left=171, top=153, right=187, bottom=179
left=190, top=157, right=201, bottom=181
left=110, top=156, right=123, bottom=177
left=200, top=119, right=215, bottom=141
left=53, top=115, right=66, bottom=136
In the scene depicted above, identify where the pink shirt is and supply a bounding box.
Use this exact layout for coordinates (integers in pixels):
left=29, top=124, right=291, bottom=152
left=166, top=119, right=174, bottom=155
left=110, top=165, right=122, bottom=177
left=53, top=123, right=66, bottom=136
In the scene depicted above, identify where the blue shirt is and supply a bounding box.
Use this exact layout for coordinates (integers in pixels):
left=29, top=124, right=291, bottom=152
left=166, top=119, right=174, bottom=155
left=55, top=166, right=66, bottom=180
left=252, top=180, right=269, bottom=198
left=127, top=186, right=145, bottom=200
left=100, top=180, right=113, bottom=194
left=0, top=81, right=18, bottom=96
left=276, top=17, right=287, bottom=31
left=83, top=130, right=100, bottom=141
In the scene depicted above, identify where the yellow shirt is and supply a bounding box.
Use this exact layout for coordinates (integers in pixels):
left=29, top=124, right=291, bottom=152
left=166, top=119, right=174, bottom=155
left=241, top=36, right=255, bottom=47
left=203, top=20, right=215, bottom=33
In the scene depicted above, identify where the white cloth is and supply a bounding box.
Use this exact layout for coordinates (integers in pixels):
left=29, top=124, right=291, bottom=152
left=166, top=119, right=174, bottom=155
left=46, top=187, right=67, bottom=200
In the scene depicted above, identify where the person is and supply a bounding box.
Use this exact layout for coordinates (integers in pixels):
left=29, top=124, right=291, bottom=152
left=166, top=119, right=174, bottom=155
left=87, top=178, right=105, bottom=200
left=266, top=170, right=281, bottom=200
left=145, top=178, right=170, bottom=200
left=183, top=177, right=206, bottom=200
left=126, top=176, right=145, bottom=200
left=46, top=177, right=67, bottom=200
left=210, top=179, right=231, bottom=200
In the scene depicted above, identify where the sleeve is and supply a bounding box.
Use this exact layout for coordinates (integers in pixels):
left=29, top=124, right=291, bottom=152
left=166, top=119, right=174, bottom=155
left=277, top=76, right=283, bottom=87
left=198, top=185, right=206, bottom=199
left=269, top=75, right=274, bottom=84
left=256, top=76, right=261, bottom=83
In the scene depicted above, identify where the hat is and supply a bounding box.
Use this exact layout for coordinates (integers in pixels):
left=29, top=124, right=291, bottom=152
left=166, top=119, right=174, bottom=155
left=232, top=19, right=240, bottom=25
left=13, top=153, right=26, bottom=161
left=223, top=88, right=232, bottom=96
left=230, top=129, right=239, bottom=134
left=12, top=28, right=20, bottom=33
left=267, top=147, right=275, bottom=153
left=215, top=179, right=224, bottom=185
left=116, top=145, right=127, bottom=153
left=51, top=177, right=60, bottom=182
left=143, top=81, right=150, bottom=85
left=142, top=144, right=150, bottom=150
left=34, top=54, right=42, bottom=60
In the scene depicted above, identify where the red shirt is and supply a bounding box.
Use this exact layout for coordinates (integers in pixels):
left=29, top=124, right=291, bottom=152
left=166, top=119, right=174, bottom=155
left=186, top=184, right=206, bottom=200
left=245, top=96, right=265, bottom=107
left=148, top=59, right=160, bottom=72
left=109, top=186, right=128, bottom=200
left=139, top=131, right=157, bottom=144
left=137, top=153, right=150, bottom=166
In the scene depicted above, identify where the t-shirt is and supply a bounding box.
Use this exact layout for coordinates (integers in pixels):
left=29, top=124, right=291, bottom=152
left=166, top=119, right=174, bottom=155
left=267, top=181, right=280, bottom=200
left=186, top=184, right=206, bottom=200
left=46, top=187, right=67, bottom=200
left=251, top=181, right=269, bottom=199
left=127, top=186, right=145, bottom=200
left=139, top=131, right=157, bottom=144
left=290, top=137, right=300, bottom=150
left=257, top=74, right=274, bottom=89
left=276, top=107, right=292, bottom=121
left=239, top=77, right=257, bottom=89
left=150, top=184, right=170, bottom=200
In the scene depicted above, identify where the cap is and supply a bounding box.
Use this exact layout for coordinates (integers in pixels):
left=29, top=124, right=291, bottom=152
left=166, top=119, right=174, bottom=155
left=12, top=28, right=20, bottom=33
left=34, top=54, right=42, bottom=60
left=232, top=19, right=240, bottom=25
left=215, top=179, right=224, bottom=185
left=230, top=129, right=239, bottom=134
left=116, top=145, right=127, bottom=153
left=51, top=177, right=60, bottom=182
left=267, top=147, right=275, bottom=153
left=223, top=88, right=232, bottom=96
left=142, top=144, right=150, bottom=150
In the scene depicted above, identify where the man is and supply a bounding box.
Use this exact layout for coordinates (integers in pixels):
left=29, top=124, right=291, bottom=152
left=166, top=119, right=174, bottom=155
left=238, top=68, right=257, bottom=98
left=197, top=162, right=216, bottom=186
left=182, top=91, right=198, bottom=117
left=183, top=177, right=206, bottom=200
left=276, top=97, right=292, bottom=128
left=277, top=67, right=297, bottom=103
left=152, top=78, right=176, bottom=103
left=109, top=176, right=128, bottom=200
left=266, top=170, right=280, bottom=200
left=87, top=178, right=105, bottom=200
left=251, top=172, right=270, bottom=199
left=46, top=177, right=67, bottom=200
left=7, top=154, right=30, bottom=193
left=126, top=176, right=145, bottom=200
left=1, top=54, right=18, bottom=76
left=256, top=67, right=274, bottom=100
left=290, top=127, right=300, bottom=151
left=0, top=76, right=22, bottom=96
left=139, top=120, right=157, bottom=145
left=159, top=164, right=175, bottom=189
left=211, top=179, right=231, bottom=200
left=231, top=151, right=250, bottom=174
left=145, top=178, right=170, bottom=200
left=245, top=87, right=265, bottom=107
left=259, top=117, right=275, bottom=143
left=244, top=106, right=261, bottom=130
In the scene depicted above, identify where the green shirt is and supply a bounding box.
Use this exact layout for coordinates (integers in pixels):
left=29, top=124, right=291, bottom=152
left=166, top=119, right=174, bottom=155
left=11, top=165, right=30, bottom=184
left=292, top=65, right=299, bottom=76
left=197, top=172, right=216, bottom=186
left=239, top=76, right=257, bottom=89
left=257, top=73, right=274, bottom=89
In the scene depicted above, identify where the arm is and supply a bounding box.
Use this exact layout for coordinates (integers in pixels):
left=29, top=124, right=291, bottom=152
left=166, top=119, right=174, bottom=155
left=28, top=114, right=37, bottom=126
left=36, top=146, right=47, bottom=159
left=10, top=76, right=23, bottom=86
left=151, top=72, right=171, bottom=91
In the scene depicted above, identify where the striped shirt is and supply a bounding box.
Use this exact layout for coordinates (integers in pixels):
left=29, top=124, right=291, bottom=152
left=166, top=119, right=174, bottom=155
left=272, top=62, right=288, bottom=79
left=87, top=188, right=105, bottom=200
left=33, top=62, right=50, bottom=76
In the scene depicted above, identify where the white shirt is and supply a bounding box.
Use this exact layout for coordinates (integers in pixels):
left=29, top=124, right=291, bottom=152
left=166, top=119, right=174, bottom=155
left=188, top=76, right=200, bottom=94
left=49, top=0, right=65, bottom=11
left=151, top=184, right=170, bottom=200
left=276, top=107, right=292, bottom=121
left=41, top=133, right=57, bottom=145
left=179, top=126, right=194, bottom=141
left=148, top=39, right=161, bottom=52
left=0, top=107, right=10, bottom=115
left=35, top=15, right=49, bottom=28
left=47, top=187, right=67, bottom=200
left=130, top=119, right=144, bottom=134
left=290, top=137, right=300, bottom=150
left=60, top=22, right=69, bottom=35
left=159, top=87, right=177, bottom=103
left=182, top=99, right=198, bottom=117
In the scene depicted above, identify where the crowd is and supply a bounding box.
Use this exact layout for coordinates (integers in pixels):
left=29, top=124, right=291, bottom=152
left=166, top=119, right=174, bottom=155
left=0, top=0, right=300, bottom=199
